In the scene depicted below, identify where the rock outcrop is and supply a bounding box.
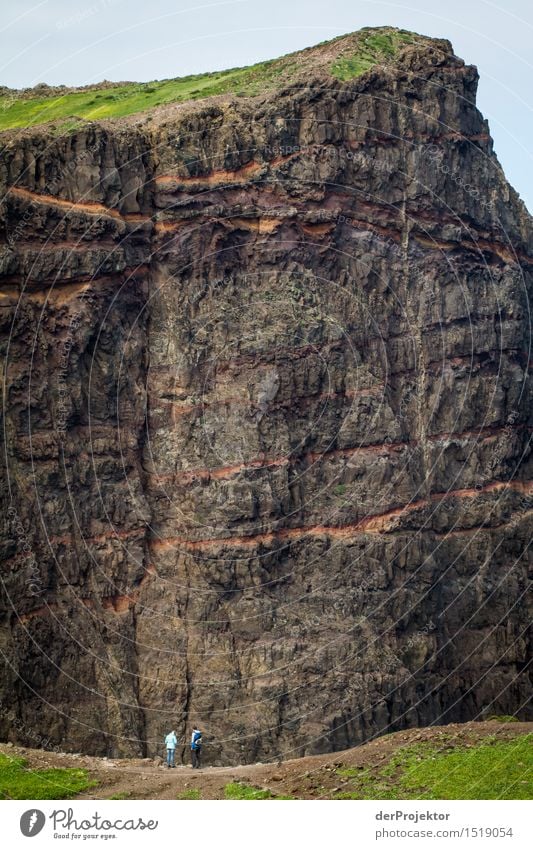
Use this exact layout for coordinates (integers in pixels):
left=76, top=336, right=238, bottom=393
left=0, top=28, right=531, bottom=763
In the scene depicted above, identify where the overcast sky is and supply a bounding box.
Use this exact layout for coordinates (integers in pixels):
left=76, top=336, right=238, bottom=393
left=1, top=0, right=531, bottom=210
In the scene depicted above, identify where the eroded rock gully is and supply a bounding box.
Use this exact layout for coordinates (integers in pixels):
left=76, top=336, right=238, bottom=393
left=0, top=36, right=531, bottom=763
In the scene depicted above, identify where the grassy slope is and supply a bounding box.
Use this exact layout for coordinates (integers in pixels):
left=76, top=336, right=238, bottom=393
left=0, top=752, right=96, bottom=800
left=0, top=28, right=417, bottom=131
left=334, top=735, right=532, bottom=800
left=0, top=63, right=288, bottom=131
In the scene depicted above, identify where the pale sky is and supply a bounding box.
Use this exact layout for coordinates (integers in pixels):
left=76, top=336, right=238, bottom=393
left=1, top=0, right=531, bottom=210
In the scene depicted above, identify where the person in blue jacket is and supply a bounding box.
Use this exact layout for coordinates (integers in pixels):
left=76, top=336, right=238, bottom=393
left=165, top=729, right=178, bottom=768
left=190, top=727, right=202, bottom=769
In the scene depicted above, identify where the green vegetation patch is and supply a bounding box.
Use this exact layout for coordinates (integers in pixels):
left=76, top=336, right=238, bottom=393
left=177, top=787, right=201, bottom=800
left=486, top=715, right=519, bottom=723
left=331, top=30, right=415, bottom=80
left=0, top=752, right=96, bottom=800
left=333, top=735, right=533, bottom=800
left=0, top=56, right=298, bottom=131
left=224, top=781, right=293, bottom=800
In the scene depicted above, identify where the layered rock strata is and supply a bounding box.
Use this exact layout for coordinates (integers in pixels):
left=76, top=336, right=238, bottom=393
left=0, top=31, right=531, bottom=762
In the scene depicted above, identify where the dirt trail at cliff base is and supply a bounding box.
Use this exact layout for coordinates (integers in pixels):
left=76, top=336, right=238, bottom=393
left=1, top=721, right=530, bottom=800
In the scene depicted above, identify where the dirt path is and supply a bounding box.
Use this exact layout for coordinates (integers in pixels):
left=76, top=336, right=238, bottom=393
left=1, top=720, right=531, bottom=800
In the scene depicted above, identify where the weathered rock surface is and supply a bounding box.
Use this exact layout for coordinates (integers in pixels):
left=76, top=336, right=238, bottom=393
left=0, top=30, right=531, bottom=763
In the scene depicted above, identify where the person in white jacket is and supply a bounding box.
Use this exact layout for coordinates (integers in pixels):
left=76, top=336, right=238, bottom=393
left=165, top=730, right=178, bottom=768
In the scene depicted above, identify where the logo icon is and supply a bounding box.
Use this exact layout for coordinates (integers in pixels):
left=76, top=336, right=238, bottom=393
left=20, top=810, right=46, bottom=837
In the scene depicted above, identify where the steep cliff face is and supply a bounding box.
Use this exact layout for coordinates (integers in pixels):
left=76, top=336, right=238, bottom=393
left=0, top=29, right=531, bottom=763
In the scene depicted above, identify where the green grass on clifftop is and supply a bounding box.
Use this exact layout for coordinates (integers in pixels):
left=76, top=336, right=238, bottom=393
left=0, top=752, right=96, bottom=800
left=334, top=735, right=533, bottom=800
left=0, top=62, right=293, bottom=131
left=330, top=29, right=415, bottom=79
left=0, top=27, right=421, bottom=132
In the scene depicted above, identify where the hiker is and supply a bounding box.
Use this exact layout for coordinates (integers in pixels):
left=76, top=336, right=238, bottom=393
left=165, top=729, right=178, bottom=768
left=190, top=726, right=202, bottom=769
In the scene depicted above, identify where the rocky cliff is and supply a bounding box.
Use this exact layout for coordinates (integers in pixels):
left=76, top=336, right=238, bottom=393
left=0, top=28, right=531, bottom=764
